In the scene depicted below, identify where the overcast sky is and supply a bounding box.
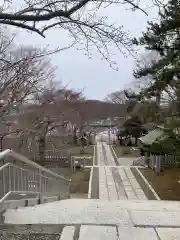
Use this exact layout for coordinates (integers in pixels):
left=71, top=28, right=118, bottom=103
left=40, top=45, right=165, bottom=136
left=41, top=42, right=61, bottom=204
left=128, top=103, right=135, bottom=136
left=14, top=1, right=158, bottom=100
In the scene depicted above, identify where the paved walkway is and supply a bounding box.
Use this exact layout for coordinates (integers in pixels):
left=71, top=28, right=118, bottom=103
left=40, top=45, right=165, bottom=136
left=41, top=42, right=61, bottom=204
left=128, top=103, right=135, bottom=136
left=95, top=142, right=155, bottom=200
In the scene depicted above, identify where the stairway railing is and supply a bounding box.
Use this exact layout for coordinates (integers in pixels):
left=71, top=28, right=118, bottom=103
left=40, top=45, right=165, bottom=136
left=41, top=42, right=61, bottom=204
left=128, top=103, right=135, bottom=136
left=132, top=157, right=145, bottom=166
left=0, top=149, right=71, bottom=205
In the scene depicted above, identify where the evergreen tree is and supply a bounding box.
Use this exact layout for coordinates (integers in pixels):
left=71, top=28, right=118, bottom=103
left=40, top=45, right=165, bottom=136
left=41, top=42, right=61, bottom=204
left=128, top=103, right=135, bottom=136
left=133, top=0, right=180, bottom=154
left=134, top=0, right=180, bottom=117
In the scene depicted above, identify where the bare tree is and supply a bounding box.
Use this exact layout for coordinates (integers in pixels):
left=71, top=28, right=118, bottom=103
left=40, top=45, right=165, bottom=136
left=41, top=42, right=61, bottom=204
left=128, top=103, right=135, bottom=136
left=0, top=31, right=55, bottom=106
left=104, top=90, right=128, bottom=104
left=18, top=86, right=85, bottom=162
left=0, top=0, right=147, bottom=66
left=0, top=29, right=58, bottom=153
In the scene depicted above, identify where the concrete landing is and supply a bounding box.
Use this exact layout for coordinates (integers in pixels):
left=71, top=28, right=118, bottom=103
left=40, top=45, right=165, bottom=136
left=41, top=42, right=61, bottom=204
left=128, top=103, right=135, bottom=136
left=4, top=199, right=180, bottom=239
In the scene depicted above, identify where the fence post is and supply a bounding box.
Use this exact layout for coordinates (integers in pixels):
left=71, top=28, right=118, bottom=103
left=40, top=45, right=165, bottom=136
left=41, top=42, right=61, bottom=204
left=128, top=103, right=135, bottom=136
left=144, top=152, right=148, bottom=165
left=156, top=155, right=161, bottom=176
left=152, top=155, right=154, bottom=169
left=70, top=156, right=73, bottom=172
left=68, top=151, right=71, bottom=168
left=73, top=158, right=76, bottom=172
left=84, top=157, right=85, bottom=168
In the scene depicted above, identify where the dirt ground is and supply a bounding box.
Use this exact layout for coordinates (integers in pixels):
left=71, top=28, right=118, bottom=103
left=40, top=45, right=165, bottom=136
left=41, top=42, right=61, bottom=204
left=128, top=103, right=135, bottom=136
left=113, top=145, right=140, bottom=158
left=69, top=168, right=90, bottom=194
left=140, top=167, right=180, bottom=200
left=47, top=167, right=91, bottom=195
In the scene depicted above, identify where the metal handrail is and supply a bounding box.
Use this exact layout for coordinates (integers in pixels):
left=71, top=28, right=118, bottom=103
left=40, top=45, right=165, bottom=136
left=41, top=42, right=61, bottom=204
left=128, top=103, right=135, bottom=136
left=6, top=163, right=51, bottom=179
left=0, top=161, right=71, bottom=205
left=0, top=162, right=11, bottom=172
left=0, top=149, right=71, bottom=210
left=0, top=192, right=11, bottom=204
left=0, top=149, right=71, bottom=182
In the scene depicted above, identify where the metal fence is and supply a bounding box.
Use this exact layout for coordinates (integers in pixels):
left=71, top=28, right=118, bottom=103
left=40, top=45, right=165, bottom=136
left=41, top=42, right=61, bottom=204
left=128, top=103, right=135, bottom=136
left=149, top=155, right=155, bottom=169
left=0, top=149, right=71, bottom=204
left=161, top=155, right=180, bottom=167
left=148, top=154, right=180, bottom=172
left=19, top=149, right=72, bottom=168
left=0, top=136, right=72, bottom=167
left=34, top=150, right=71, bottom=167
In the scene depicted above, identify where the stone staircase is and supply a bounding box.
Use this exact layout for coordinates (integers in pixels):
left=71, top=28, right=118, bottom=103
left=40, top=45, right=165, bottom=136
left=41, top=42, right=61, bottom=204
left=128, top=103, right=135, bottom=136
left=1, top=223, right=180, bottom=240
left=3, top=198, right=180, bottom=239
left=1, top=147, right=180, bottom=239
left=0, top=223, right=163, bottom=240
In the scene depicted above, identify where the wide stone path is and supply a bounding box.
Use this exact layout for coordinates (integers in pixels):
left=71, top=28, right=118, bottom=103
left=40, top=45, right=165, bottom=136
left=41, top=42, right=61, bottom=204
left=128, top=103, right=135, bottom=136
left=96, top=142, right=148, bottom=200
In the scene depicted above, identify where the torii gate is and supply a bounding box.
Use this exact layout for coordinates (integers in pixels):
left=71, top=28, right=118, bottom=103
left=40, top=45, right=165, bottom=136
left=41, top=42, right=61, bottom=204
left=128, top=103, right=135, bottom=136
left=89, top=123, right=117, bottom=144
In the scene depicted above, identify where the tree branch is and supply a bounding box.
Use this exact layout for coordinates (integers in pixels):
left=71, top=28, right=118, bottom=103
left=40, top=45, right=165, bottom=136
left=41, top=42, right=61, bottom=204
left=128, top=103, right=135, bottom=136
left=0, top=20, right=45, bottom=37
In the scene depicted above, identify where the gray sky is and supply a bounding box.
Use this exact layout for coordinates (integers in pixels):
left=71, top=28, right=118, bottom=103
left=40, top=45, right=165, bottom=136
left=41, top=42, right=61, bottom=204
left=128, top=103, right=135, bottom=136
left=14, top=1, right=158, bottom=100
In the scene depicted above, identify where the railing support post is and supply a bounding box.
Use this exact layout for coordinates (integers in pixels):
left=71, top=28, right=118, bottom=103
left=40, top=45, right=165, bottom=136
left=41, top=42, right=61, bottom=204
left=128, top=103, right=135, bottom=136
left=83, top=157, right=85, bottom=168
left=38, top=170, right=43, bottom=204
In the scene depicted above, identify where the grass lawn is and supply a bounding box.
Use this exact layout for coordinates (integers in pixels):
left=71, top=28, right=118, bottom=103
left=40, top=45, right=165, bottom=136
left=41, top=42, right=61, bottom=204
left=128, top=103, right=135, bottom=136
left=140, top=167, right=180, bottom=201
left=69, top=168, right=90, bottom=194
left=112, top=145, right=140, bottom=158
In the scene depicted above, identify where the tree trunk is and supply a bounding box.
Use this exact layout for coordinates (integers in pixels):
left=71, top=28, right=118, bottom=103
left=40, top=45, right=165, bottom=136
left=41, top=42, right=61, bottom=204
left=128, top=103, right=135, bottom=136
left=89, top=133, right=92, bottom=145
left=19, top=138, right=24, bottom=154
left=135, top=137, right=138, bottom=146
left=73, top=127, right=78, bottom=145
left=38, top=137, right=46, bottom=164
left=0, top=137, right=3, bottom=152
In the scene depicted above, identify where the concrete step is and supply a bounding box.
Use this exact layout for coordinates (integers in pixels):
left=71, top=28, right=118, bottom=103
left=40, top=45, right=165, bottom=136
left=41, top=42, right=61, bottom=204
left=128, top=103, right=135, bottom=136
left=0, top=224, right=117, bottom=240
left=0, top=232, right=61, bottom=240
left=0, top=224, right=179, bottom=239
left=0, top=224, right=65, bottom=240
left=0, top=224, right=66, bottom=233
left=60, top=226, right=75, bottom=240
